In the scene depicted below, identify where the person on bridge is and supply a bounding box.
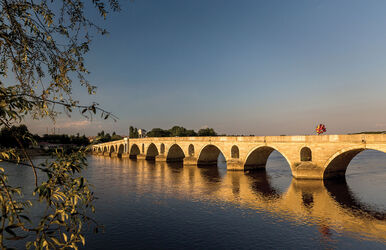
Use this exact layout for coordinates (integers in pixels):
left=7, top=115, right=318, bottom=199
left=316, top=124, right=327, bottom=135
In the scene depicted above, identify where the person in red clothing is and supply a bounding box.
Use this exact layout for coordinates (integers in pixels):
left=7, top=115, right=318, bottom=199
left=316, top=124, right=327, bottom=135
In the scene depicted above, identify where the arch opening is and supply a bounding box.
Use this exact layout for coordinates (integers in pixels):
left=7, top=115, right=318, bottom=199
left=146, top=143, right=159, bottom=160
left=231, top=145, right=239, bottom=159
left=160, top=143, right=165, bottom=154
left=142, top=144, right=145, bottom=154
left=110, top=146, right=115, bottom=153
left=129, top=144, right=141, bottom=159
left=300, top=147, right=312, bottom=161
left=323, top=148, right=386, bottom=179
left=244, top=146, right=275, bottom=170
left=244, top=146, right=290, bottom=172
left=197, top=145, right=226, bottom=167
left=324, top=148, right=364, bottom=178
left=117, top=144, right=124, bottom=158
left=188, top=144, right=195, bottom=156
left=103, top=146, right=107, bottom=153
left=166, top=144, right=185, bottom=162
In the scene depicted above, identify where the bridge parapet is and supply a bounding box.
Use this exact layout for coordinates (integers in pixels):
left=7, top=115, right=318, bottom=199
left=92, top=134, right=386, bottom=179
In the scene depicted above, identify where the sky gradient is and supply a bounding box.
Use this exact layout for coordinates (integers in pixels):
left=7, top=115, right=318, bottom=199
left=26, top=0, right=386, bottom=136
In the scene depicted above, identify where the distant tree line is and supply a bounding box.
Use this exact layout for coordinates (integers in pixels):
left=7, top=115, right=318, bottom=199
left=129, top=125, right=218, bottom=138
left=39, top=133, right=89, bottom=146
left=0, top=124, right=89, bottom=149
left=0, top=124, right=32, bottom=148
left=95, top=131, right=122, bottom=143
left=350, top=131, right=386, bottom=134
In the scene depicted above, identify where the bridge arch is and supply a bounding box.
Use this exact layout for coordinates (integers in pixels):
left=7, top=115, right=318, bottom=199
left=323, top=146, right=386, bottom=178
left=146, top=143, right=159, bottom=160
left=110, top=146, right=115, bottom=153
left=103, top=146, right=107, bottom=153
left=117, top=144, right=124, bottom=158
left=160, top=143, right=165, bottom=154
left=197, top=144, right=226, bottom=166
left=244, top=146, right=291, bottom=171
left=300, top=147, right=312, bottom=161
left=167, top=144, right=185, bottom=162
left=129, top=144, right=141, bottom=159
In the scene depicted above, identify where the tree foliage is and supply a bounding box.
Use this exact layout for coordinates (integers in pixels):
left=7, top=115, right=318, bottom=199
left=39, top=133, right=89, bottom=146
left=143, top=126, right=216, bottom=138
left=129, top=126, right=139, bottom=138
left=146, top=128, right=171, bottom=137
left=95, top=130, right=121, bottom=143
left=169, top=126, right=197, bottom=137
left=0, top=124, right=90, bottom=149
left=0, top=124, right=31, bottom=148
left=0, top=0, right=120, bottom=248
left=197, top=128, right=217, bottom=136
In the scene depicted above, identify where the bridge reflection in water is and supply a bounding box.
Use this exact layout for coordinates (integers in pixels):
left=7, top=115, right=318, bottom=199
left=92, top=155, right=386, bottom=243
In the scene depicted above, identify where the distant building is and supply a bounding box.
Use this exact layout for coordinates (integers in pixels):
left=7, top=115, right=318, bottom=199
left=138, top=129, right=147, bottom=138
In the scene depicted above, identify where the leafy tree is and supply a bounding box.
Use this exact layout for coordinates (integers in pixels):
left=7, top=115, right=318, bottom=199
left=95, top=131, right=123, bottom=143
left=134, top=128, right=139, bottom=138
left=0, top=0, right=120, bottom=248
left=185, top=129, right=198, bottom=136
left=168, top=126, right=197, bottom=137
left=0, top=124, right=32, bottom=148
left=146, top=128, right=171, bottom=137
left=198, top=128, right=217, bottom=136
left=111, top=135, right=122, bottom=141
left=129, top=126, right=135, bottom=138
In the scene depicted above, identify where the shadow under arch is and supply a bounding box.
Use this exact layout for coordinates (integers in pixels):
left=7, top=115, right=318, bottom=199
left=244, top=146, right=291, bottom=171
left=146, top=143, right=159, bottom=160
left=129, top=144, right=140, bottom=159
left=117, top=144, right=124, bottom=158
left=323, top=147, right=386, bottom=179
left=324, top=178, right=385, bottom=221
left=103, top=146, right=107, bottom=153
left=166, top=144, right=185, bottom=162
left=197, top=144, right=226, bottom=166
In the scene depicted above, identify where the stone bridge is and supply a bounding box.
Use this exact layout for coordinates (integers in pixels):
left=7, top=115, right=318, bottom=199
left=91, top=134, right=386, bottom=179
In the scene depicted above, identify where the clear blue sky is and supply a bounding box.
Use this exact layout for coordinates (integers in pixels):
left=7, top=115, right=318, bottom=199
left=27, top=0, right=386, bottom=136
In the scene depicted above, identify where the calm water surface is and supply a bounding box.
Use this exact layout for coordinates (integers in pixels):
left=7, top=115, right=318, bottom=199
left=4, top=150, right=386, bottom=249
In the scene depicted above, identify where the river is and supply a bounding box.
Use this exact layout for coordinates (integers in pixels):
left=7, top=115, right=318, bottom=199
left=3, top=150, right=386, bottom=249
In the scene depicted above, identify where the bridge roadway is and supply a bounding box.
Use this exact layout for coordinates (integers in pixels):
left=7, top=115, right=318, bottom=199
left=92, top=134, right=386, bottom=179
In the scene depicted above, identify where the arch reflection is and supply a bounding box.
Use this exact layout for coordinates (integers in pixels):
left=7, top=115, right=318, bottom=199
left=324, top=178, right=385, bottom=221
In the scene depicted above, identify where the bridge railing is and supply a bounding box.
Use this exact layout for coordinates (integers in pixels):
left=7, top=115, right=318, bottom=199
left=92, top=134, right=386, bottom=148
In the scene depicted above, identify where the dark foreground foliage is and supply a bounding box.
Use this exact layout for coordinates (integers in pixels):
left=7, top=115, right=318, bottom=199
left=0, top=0, right=121, bottom=248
